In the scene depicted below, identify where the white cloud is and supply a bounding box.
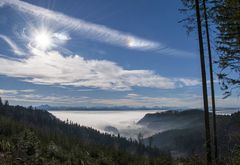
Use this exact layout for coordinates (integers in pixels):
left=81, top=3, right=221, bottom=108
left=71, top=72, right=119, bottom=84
left=0, top=34, right=24, bottom=55
left=0, top=50, right=173, bottom=90
left=1, top=0, right=195, bottom=56
left=0, top=88, right=34, bottom=95
left=157, top=47, right=196, bottom=57
left=1, top=89, right=238, bottom=108
left=0, top=1, right=200, bottom=93
left=1, top=0, right=159, bottom=51
left=176, top=78, right=201, bottom=87
left=0, top=48, right=200, bottom=91
left=1, top=94, right=88, bottom=105
left=53, top=32, right=71, bottom=41
left=92, top=95, right=240, bottom=108
left=126, top=93, right=140, bottom=98
left=0, top=1, right=4, bottom=7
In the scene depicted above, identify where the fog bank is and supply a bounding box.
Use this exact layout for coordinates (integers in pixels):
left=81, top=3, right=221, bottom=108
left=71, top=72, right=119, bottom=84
left=50, top=110, right=165, bottom=138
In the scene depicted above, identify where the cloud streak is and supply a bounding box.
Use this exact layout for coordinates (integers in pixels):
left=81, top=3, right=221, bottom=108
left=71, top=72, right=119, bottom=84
left=0, top=88, right=34, bottom=95
left=1, top=0, right=158, bottom=51
left=0, top=34, right=24, bottom=55
left=93, top=94, right=240, bottom=108
left=1, top=90, right=238, bottom=108
left=0, top=1, right=200, bottom=94
left=1, top=0, right=194, bottom=56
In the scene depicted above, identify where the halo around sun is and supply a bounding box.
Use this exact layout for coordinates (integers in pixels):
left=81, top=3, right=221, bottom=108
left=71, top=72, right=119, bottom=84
left=32, top=28, right=53, bottom=50
left=28, top=26, right=70, bottom=51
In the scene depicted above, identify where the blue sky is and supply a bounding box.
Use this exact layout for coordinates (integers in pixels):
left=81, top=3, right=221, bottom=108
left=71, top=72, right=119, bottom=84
left=0, top=0, right=239, bottom=108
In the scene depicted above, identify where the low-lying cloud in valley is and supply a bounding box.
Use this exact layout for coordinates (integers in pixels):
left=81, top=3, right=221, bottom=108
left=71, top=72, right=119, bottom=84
left=50, top=110, right=163, bottom=139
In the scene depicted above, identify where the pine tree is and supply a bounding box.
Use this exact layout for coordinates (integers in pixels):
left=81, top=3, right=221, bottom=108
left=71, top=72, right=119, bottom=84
left=0, top=97, right=3, bottom=107
left=180, top=0, right=239, bottom=97
left=203, top=0, right=218, bottom=161
left=195, top=0, right=212, bottom=163
left=4, top=100, right=9, bottom=107
left=214, top=0, right=240, bottom=97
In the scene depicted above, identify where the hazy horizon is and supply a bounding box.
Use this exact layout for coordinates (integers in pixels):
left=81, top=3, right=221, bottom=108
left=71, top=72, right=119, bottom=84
left=50, top=108, right=238, bottom=139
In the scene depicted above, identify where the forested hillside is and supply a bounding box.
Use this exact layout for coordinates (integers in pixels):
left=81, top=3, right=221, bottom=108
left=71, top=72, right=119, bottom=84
left=142, top=110, right=240, bottom=163
left=138, top=109, right=204, bottom=132
left=0, top=98, right=240, bottom=164
left=0, top=98, right=171, bottom=165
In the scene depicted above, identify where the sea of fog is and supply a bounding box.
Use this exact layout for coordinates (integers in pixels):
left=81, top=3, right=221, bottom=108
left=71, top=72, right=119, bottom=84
left=50, top=110, right=165, bottom=139
left=50, top=109, right=238, bottom=139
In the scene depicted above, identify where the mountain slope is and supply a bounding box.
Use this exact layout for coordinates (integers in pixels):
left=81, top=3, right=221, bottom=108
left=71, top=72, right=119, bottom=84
left=138, top=109, right=204, bottom=132
left=0, top=101, right=171, bottom=165
left=141, top=110, right=240, bottom=160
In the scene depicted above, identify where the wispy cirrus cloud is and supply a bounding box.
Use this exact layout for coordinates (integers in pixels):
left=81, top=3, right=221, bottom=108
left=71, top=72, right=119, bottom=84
left=1, top=0, right=194, bottom=56
left=0, top=88, right=34, bottom=95
left=126, top=93, right=141, bottom=98
left=5, top=93, right=239, bottom=108
left=97, top=94, right=239, bottom=108
left=0, top=34, right=24, bottom=55
left=0, top=1, right=199, bottom=92
left=1, top=0, right=158, bottom=51
left=7, top=94, right=89, bottom=105
left=1, top=88, right=238, bottom=108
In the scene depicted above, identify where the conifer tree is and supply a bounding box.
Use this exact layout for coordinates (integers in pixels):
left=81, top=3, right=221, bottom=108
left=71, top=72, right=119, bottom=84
left=214, top=0, right=240, bottom=97
left=203, top=0, right=218, bottom=161
left=195, top=0, right=212, bottom=163
left=0, top=97, right=3, bottom=107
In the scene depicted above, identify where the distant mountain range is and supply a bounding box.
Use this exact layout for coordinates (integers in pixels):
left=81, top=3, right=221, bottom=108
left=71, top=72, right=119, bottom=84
left=35, top=104, right=179, bottom=111
left=35, top=104, right=239, bottom=112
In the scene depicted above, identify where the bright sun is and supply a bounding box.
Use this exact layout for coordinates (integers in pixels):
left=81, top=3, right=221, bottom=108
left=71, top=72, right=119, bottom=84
left=33, top=30, right=52, bottom=50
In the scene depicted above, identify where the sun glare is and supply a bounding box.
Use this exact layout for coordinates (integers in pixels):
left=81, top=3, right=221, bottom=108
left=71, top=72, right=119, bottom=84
left=33, top=30, right=52, bottom=50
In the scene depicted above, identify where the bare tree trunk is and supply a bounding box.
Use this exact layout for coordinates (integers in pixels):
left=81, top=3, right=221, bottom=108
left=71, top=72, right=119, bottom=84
left=203, top=0, right=218, bottom=162
left=195, top=0, right=212, bottom=164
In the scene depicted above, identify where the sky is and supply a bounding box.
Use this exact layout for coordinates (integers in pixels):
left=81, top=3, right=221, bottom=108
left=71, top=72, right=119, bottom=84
left=0, top=0, right=239, bottom=108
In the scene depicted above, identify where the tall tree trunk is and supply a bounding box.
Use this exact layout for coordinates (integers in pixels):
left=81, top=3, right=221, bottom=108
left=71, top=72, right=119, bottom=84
left=195, top=0, right=212, bottom=164
left=203, top=0, right=218, bottom=162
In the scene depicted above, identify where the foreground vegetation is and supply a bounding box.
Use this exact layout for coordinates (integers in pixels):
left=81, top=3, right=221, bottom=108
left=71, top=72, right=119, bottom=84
left=143, top=110, right=240, bottom=164
left=0, top=98, right=239, bottom=164
left=0, top=99, right=172, bottom=165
